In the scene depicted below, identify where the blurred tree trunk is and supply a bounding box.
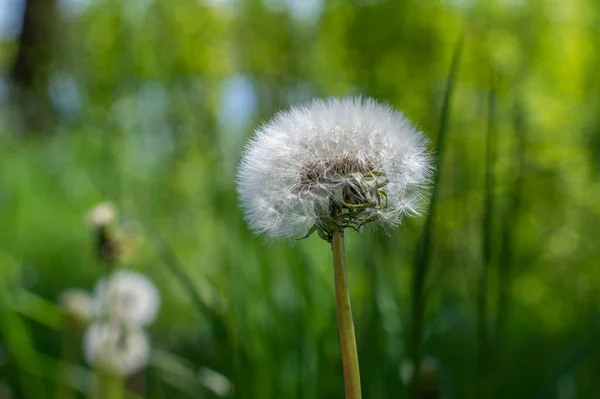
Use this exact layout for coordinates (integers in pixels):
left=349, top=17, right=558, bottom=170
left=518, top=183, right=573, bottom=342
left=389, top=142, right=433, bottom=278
left=10, top=0, right=57, bottom=134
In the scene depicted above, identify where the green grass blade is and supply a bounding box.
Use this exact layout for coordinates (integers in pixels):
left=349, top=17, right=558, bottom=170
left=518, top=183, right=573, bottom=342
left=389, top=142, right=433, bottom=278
left=0, top=287, right=48, bottom=399
left=476, top=72, right=497, bottom=393
left=410, top=33, right=463, bottom=394
left=495, top=97, right=527, bottom=335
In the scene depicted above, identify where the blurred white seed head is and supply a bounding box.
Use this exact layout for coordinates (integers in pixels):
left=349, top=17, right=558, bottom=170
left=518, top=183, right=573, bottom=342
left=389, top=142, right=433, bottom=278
left=59, top=288, right=93, bottom=324
left=94, top=270, right=160, bottom=326
left=83, top=323, right=149, bottom=376
left=237, top=97, right=433, bottom=240
left=87, top=202, right=117, bottom=228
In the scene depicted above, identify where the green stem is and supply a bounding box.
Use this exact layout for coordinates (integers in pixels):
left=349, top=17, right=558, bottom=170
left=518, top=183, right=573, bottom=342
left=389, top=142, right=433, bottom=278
left=127, top=370, right=146, bottom=397
left=93, top=370, right=124, bottom=399
left=55, top=320, right=77, bottom=399
left=331, top=227, right=362, bottom=399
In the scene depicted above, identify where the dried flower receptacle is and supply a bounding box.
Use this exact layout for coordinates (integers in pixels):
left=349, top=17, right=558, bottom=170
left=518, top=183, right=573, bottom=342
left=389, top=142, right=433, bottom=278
left=295, top=154, right=391, bottom=241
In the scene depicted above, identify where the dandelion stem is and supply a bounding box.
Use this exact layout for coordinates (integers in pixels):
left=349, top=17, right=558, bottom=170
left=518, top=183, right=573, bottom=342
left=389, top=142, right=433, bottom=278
left=331, top=227, right=362, bottom=399
left=93, top=370, right=124, bottom=399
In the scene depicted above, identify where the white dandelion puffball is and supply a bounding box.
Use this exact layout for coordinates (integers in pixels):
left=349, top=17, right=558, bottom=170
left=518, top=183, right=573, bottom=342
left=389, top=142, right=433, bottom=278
left=237, top=97, right=432, bottom=240
left=59, top=288, right=93, bottom=323
left=95, top=270, right=160, bottom=326
left=87, top=202, right=117, bottom=227
left=83, top=323, right=149, bottom=376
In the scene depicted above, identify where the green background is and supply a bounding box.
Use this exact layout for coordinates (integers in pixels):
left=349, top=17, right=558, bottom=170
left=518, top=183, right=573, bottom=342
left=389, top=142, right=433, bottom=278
left=0, top=0, right=599, bottom=398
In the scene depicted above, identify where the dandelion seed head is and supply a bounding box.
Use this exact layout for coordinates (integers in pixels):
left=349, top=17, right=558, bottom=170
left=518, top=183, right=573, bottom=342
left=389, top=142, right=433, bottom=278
left=237, top=97, right=433, bottom=240
left=83, top=323, right=149, bottom=376
left=94, top=270, right=160, bottom=326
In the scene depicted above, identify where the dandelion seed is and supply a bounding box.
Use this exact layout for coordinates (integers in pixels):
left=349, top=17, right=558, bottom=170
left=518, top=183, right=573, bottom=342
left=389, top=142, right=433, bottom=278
left=83, top=323, right=149, bottom=376
left=59, top=288, right=93, bottom=324
left=237, top=97, right=432, bottom=241
left=94, top=270, right=160, bottom=326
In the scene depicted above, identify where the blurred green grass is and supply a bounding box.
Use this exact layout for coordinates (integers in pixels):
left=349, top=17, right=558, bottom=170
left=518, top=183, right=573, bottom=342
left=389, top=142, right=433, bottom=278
left=1, top=0, right=600, bottom=398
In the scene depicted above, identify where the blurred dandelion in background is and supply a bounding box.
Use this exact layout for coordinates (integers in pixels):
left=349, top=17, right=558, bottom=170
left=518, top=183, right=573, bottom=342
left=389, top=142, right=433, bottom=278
left=83, top=323, right=150, bottom=376
left=87, top=202, right=117, bottom=228
left=87, top=202, right=120, bottom=263
left=58, top=288, right=94, bottom=325
left=93, top=270, right=161, bottom=327
left=76, top=202, right=161, bottom=388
